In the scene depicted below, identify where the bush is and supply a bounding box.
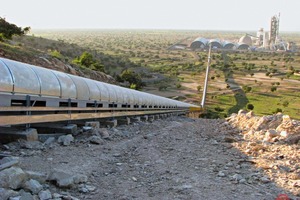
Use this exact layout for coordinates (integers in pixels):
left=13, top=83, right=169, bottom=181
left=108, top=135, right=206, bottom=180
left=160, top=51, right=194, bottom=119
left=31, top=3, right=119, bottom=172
left=119, top=69, right=144, bottom=90
left=197, top=85, right=202, bottom=92
left=273, top=108, right=282, bottom=114
left=270, top=86, right=277, bottom=92
left=247, top=103, right=254, bottom=110
left=49, top=50, right=63, bottom=60
left=73, top=52, right=105, bottom=72
left=282, top=101, right=289, bottom=107
left=214, top=106, right=224, bottom=112
left=199, top=109, right=220, bottom=119
left=242, top=85, right=252, bottom=93
left=0, top=33, right=5, bottom=42
left=158, top=84, right=167, bottom=91
left=130, top=84, right=137, bottom=90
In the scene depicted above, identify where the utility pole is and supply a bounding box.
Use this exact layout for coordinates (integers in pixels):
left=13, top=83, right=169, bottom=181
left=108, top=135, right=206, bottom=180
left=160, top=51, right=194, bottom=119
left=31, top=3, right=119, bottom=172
left=201, top=44, right=212, bottom=108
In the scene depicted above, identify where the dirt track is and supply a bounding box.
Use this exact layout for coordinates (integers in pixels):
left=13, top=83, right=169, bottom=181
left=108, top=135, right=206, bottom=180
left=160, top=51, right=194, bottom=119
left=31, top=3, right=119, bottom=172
left=8, top=117, right=298, bottom=200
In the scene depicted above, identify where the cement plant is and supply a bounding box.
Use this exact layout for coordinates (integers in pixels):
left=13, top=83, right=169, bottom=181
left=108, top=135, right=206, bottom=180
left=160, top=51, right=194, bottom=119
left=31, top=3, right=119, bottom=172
left=188, top=14, right=297, bottom=52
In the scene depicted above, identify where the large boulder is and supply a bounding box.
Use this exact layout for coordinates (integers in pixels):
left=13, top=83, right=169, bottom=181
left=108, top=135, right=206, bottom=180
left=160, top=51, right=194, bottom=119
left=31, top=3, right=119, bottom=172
left=88, top=136, right=104, bottom=145
left=47, top=169, right=88, bottom=188
left=0, top=188, right=19, bottom=200
left=38, top=189, right=52, bottom=200
left=57, top=134, right=74, bottom=146
left=0, top=157, right=19, bottom=171
left=23, top=179, right=43, bottom=194
left=0, top=167, right=26, bottom=189
left=263, top=129, right=280, bottom=142
left=99, top=128, right=110, bottom=139
left=47, top=169, right=74, bottom=188
left=253, top=116, right=271, bottom=131
left=276, top=117, right=300, bottom=135
left=19, top=190, right=37, bottom=200
left=25, top=171, right=47, bottom=184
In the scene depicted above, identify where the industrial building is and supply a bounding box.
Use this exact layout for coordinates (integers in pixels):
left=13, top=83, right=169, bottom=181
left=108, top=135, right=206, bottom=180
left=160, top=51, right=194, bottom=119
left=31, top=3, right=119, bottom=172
left=189, top=13, right=296, bottom=52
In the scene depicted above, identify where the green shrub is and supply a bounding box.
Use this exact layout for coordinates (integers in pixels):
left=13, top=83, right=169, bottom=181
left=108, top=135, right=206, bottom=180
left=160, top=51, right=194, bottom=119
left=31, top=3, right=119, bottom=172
left=158, top=84, right=167, bottom=91
left=282, top=101, right=289, bottom=107
left=270, top=86, right=277, bottom=92
left=0, top=33, right=5, bottom=42
left=197, top=85, right=202, bottom=92
left=247, top=103, right=254, bottom=110
left=49, top=50, right=63, bottom=60
left=242, top=85, right=252, bottom=93
left=214, top=106, right=224, bottom=112
left=273, top=108, right=282, bottom=113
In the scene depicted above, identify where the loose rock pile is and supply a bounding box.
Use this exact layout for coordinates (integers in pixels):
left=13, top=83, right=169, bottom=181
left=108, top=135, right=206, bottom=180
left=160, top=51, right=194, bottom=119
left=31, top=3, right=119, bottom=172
left=0, top=156, right=90, bottom=200
left=0, top=125, right=110, bottom=200
left=226, top=110, right=300, bottom=144
left=225, top=110, right=300, bottom=196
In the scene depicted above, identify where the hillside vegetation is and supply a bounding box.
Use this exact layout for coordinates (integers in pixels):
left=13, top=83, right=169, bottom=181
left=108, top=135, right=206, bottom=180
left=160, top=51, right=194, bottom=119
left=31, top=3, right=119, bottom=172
left=0, top=19, right=115, bottom=83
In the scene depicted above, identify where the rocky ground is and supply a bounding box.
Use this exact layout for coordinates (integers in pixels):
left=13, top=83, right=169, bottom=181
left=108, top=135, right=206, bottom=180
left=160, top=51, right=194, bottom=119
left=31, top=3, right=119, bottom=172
left=0, top=112, right=299, bottom=200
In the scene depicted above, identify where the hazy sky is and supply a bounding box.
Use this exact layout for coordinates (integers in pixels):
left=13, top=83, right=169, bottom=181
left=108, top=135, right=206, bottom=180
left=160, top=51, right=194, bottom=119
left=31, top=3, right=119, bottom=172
left=1, top=0, right=299, bottom=31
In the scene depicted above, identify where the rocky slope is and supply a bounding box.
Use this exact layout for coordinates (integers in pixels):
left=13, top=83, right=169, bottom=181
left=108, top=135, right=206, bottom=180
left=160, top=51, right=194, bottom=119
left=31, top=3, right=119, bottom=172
left=226, top=110, right=300, bottom=198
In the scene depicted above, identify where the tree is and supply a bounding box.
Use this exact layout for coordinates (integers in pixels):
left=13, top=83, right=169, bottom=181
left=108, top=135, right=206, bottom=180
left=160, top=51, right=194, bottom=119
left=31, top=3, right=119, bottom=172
left=76, top=52, right=94, bottom=67
left=23, top=27, right=31, bottom=34
left=73, top=52, right=104, bottom=72
left=0, top=17, right=29, bottom=39
left=247, top=103, right=254, bottom=110
left=119, top=69, right=144, bottom=90
left=197, top=85, right=202, bottom=93
left=242, top=85, right=252, bottom=93
left=270, top=86, right=277, bottom=92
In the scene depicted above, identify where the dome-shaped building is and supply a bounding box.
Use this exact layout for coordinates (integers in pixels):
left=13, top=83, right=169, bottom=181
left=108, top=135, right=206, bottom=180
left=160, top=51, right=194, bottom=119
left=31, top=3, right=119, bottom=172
left=190, top=38, right=208, bottom=49
left=239, top=35, right=252, bottom=46
left=223, top=41, right=235, bottom=49
left=208, top=39, right=222, bottom=49
left=236, top=43, right=250, bottom=50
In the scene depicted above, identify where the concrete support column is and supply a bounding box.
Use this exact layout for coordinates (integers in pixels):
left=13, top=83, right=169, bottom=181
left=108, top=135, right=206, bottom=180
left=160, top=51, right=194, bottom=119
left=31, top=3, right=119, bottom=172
left=131, top=117, right=141, bottom=123
left=141, top=115, right=148, bottom=121
left=118, top=117, right=131, bottom=125
left=0, top=128, right=38, bottom=143
left=85, top=121, right=100, bottom=129
left=100, top=119, right=117, bottom=128
left=148, top=116, right=155, bottom=122
left=32, top=124, right=77, bottom=134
